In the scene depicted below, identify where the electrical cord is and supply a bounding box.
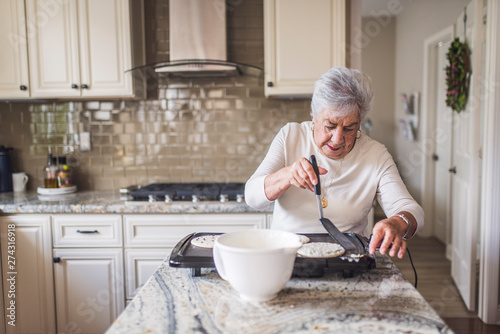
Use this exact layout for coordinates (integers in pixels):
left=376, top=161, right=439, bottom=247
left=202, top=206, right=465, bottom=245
left=406, top=246, right=418, bottom=288
left=367, top=234, right=418, bottom=288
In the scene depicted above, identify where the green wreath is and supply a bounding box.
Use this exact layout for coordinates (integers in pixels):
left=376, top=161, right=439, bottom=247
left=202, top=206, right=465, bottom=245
left=445, top=37, right=471, bottom=113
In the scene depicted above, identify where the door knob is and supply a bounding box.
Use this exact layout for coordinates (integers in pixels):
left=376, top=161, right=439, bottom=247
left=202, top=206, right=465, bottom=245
left=71, top=84, right=78, bottom=89
left=432, top=153, right=439, bottom=161
left=448, top=166, right=457, bottom=174
left=53, top=257, right=61, bottom=263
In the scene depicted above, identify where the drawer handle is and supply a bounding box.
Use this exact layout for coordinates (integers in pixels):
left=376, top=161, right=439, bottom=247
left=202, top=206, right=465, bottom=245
left=76, top=229, right=99, bottom=234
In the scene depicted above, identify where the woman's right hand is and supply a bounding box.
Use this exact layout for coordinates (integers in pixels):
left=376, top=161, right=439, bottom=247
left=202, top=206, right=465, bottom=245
left=264, top=157, right=328, bottom=201
left=287, top=157, right=328, bottom=192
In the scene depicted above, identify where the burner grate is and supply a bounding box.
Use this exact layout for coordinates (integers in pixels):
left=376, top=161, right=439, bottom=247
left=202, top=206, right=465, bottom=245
left=130, top=183, right=245, bottom=202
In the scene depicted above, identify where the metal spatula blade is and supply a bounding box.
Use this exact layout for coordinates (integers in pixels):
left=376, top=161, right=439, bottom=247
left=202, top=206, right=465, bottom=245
left=309, top=155, right=358, bottom=253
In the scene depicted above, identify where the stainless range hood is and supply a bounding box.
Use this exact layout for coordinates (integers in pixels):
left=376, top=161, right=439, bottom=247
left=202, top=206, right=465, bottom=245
left=128, top=0, right=262, bottom=78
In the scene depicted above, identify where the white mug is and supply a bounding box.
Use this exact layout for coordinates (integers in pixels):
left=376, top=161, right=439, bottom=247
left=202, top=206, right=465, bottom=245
left=12, top=172, right=28, bottom=192
left=213, top=229, right=302, bottom=302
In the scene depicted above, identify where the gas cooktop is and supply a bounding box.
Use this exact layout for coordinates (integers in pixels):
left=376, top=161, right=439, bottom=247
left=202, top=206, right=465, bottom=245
left=127, top=183, right=245, bottom=203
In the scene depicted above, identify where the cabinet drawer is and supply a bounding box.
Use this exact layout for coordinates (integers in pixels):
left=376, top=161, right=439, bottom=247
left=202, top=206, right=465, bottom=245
left=124, top=214, right=267, bottom=247
left=52, top=215, right=122, bottom=247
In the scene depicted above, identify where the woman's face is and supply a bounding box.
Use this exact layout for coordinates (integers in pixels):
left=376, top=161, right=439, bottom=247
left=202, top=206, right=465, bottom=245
left=312, top=109, right=361, bottom=160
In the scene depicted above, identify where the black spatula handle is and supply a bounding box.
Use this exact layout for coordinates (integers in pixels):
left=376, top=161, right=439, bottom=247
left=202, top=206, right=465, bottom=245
left=309, top=155, right=321, bottom=195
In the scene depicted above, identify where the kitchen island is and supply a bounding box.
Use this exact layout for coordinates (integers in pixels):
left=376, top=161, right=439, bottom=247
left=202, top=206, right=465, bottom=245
left=106, top=254, right=451, bottom=333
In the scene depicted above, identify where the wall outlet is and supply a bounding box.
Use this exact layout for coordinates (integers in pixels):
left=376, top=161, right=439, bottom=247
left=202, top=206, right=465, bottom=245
left=80, top=132, right=91, bottom=152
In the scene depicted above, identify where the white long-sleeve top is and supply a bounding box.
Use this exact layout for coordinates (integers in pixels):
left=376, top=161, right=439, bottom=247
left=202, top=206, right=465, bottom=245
left=245, top=121, right=424, bottom=236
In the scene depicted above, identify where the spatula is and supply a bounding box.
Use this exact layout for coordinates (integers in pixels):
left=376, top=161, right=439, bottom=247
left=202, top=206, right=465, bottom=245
left=309, top=155, right=358, bottom=253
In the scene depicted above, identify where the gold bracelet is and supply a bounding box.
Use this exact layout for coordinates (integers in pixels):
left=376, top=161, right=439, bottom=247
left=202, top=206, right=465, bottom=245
left=397, top=214, right=411, bottom=240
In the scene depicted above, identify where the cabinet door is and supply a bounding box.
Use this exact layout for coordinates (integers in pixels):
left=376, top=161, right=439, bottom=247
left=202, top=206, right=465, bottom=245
left=0, top=0, right=30, bottom=98
left=53, top=248, right=124, bottom=334
left=77, top=0, right=135, bottom=97
left=124, top=249, right=170, bottom=299
left=0, top=0, right=29, bottom=98
left=264, top=0, right=346, bottom=97
left=26, top=0, right=81, bottom=97
left=0, top=215, right=56, bottom=334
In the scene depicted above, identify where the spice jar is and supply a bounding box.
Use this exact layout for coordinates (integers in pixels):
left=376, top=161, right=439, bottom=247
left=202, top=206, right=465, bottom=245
left=57, top=156, right=73, bottom=188
left=43, top=154, right=58, bottom=188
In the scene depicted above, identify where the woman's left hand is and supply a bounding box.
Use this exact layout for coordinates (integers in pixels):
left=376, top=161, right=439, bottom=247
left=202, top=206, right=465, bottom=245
left=368, top=216, right=409, bottom=259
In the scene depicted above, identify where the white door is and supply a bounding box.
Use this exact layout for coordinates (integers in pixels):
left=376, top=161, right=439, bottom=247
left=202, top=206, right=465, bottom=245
left=0, top=0, right=30, bottom=98
left=53, top=248, right=125, bottom=334
left=0, top=216, right=56, bottom=334
left=431, top=33, right=454, bottom=248
left=449, top=0, right=482, bottom=311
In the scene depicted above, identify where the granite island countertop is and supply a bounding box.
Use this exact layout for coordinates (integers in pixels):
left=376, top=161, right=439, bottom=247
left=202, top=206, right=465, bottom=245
left=0, top=191, right=272, bottom=214
left=106, top=255, right=452, bottom=334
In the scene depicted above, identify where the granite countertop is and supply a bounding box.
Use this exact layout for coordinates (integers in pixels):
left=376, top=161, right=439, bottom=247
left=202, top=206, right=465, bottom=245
left=0, top=191, right=272, bottom=214
left=106, top=255, right=451, bottom=334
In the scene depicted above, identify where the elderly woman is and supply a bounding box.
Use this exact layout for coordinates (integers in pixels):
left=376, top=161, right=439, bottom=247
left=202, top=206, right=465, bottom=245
left=245, top=67, right=423, bottom=259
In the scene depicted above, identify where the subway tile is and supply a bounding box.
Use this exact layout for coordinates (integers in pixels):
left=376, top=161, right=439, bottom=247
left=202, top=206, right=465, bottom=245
left=102, top=167, right=125, bottom=178
left=92, top=134, right=111, bottom=146
left=118, top=111, right=132, bottom=123
left=91, top=178, right=114, bottom=191
left=90, top=156, right=113, bottom=167
left=113, top=156, right=136, bottom=167
left=125, top=166, right=148, bottom=178
left=147, top=167, right=171, bottom=179
left=170, top=167, right=192, bottom=179
left=225, top=87, right=248, bottom=98
left=101, top=145, right=124, bottom=156
left=94, top=110, right=112, bottom=121
left=178, top=88, right=201, bottom=99
left=113, top=134, right=134, bottom=145
left=85, top=101, right=100, bottom=110
left=205, top=88, right=224, bottom=98
left=235, top=98, right=258, bottom=110
left=100, top=102, right=115, bottom=110
left=165, top=88, right=177, bottom=99
left=147, top=122, right=162, bottom=133
left=124, top=123, right=144, bottom=134
left=213, top=100, right=234, bottom=109
left=168, top=100, right=189, bottom=110
left=135, top=155, right=157, bottom=166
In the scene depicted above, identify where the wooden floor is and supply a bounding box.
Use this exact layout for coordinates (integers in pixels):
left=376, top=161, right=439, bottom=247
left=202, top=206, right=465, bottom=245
left=392, top=236, right=500, bottom=334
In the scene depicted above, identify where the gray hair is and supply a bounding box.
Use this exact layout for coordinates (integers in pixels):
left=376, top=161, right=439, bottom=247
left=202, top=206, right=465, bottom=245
left=310, top=67, right=373, bottom=120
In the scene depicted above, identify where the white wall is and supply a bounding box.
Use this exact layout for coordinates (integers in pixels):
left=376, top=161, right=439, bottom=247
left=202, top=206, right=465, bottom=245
left=391, top=0, right=470, bottom=203
left=361, top=17, right=396, bottom=156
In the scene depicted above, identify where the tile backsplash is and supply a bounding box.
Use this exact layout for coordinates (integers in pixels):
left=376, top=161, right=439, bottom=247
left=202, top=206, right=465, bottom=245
left=0, top=0, right=312, bottom=191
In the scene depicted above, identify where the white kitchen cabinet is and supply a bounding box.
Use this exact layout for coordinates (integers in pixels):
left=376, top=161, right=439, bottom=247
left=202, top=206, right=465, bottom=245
left=0, top=215, right=56, bottom=334
left=123, top=214, right=268, bottom=247
left=53, top=248, right=124, bottom=334
left=52, top=214, right=122, bottom=248
left=0, top=0, right=30, bottom=98
left=264, top=0, right=346, bottom=97
left=52, top=215, right=124, bottom=334
left=124, top=249, right=169, bottom=299
left=25, top=0, right=144, bottom=99
left=123, top=214, right=267, bottom=300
